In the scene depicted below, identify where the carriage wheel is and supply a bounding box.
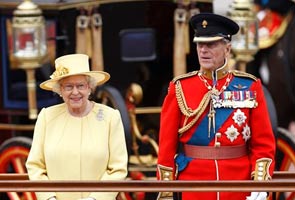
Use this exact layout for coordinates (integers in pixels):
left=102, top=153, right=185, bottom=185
left=93, top=85, right=135, bottom=200
left=275, top=127, right=295, bottom=200
left=0, top=136, right=36, bottom=200
left=94, top=85, right=132, bottom=153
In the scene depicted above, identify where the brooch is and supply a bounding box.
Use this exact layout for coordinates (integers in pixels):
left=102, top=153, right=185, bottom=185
left=96, top=109, right=104, bottom=121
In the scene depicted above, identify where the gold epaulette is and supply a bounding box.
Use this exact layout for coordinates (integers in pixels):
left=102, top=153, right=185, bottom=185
left=172, top=70, right=199, bottom=83
left=232, top=70, right=257, bottom=81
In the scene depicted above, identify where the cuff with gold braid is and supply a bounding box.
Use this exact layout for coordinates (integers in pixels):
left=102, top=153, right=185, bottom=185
left=251, top=158, right=272, bottom=181
left=157, top=164, right=174, bottom=200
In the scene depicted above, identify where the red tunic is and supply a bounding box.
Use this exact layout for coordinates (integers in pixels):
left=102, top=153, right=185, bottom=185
left=157, top=71, right=276, bottom=200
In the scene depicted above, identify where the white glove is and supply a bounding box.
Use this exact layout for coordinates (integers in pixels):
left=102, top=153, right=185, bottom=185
left=246, top=192, right=267, bottom=200
left=78, top=198, right=96, bottom=200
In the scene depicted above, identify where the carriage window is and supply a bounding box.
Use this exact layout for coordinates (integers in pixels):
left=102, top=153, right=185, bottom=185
left=119, top=28, right=157, bottom=62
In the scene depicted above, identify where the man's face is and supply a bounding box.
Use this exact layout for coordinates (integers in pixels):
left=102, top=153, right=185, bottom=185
left=196, top=39, right=231, bottom=71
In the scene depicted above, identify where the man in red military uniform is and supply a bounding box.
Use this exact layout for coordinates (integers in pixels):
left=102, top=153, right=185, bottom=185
left=157, top=13, right=276, bottom=200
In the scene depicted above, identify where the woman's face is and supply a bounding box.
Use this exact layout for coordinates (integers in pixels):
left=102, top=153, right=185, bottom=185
left=196, top=39, right=231, bottom=71
left=60, top=75, right=91, bottom=111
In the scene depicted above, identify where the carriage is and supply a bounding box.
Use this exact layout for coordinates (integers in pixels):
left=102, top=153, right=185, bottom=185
left=0, top=0, right=294, bottom=200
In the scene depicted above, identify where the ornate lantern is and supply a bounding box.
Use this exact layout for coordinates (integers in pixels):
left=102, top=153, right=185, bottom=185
left=227, top=0, right=259, bottom=71
left=12, top=0, right=47, bottom=119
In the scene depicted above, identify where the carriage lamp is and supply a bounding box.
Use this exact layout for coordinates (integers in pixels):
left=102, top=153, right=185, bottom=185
left=227, top=0, right=259, bottom=72
left=12, top=0, right=47, bottom=119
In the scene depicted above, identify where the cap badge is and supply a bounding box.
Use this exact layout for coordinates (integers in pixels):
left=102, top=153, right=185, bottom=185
left=202, top=20, right=208, bottom=28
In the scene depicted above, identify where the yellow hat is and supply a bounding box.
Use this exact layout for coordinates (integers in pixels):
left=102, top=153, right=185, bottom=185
left=40, top=54, right=110, bottom=91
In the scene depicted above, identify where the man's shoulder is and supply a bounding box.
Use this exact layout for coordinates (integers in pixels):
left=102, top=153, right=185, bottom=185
left=172, top=70, right=199, bottom=83
left=231, top=70, right=257, bottom=81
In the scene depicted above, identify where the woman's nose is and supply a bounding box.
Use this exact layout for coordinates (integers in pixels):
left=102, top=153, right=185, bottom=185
left=72, top=86, right=80, bottom=94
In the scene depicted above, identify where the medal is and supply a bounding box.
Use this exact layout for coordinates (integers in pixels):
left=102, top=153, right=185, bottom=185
left=217, top=91, right=258, bottom=108
left=198, top=72, right=233, bottom=137
left=242, top=124, right=251, bottom=142
left=233, top=109, right=247, bottom=126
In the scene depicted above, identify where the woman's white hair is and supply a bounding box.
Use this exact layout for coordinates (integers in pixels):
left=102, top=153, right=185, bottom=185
left=52, top=75, right=98, bottom=95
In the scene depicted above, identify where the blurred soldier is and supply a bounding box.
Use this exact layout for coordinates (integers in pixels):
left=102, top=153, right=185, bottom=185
left=248, top=0, right=295, bottom=135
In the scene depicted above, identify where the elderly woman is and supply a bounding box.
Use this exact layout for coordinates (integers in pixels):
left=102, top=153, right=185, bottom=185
left=26, top=54, right=128, bottom=200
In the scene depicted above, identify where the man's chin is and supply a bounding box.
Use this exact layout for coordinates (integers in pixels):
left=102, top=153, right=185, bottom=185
left=200, top=65, right=215, bottom=70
